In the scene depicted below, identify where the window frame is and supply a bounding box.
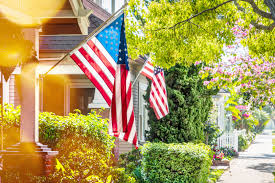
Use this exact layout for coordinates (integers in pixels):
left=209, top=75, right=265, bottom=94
left=65, top=79, right=94, bottom=115
left=138, top=82, right=149, bottom=142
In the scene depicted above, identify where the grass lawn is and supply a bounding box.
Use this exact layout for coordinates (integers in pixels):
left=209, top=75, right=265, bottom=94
left=273, top=134, right=275, bottom=153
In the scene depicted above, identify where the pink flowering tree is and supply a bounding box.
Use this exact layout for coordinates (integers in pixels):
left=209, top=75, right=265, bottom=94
left=199, top=23, right=275, bottom=119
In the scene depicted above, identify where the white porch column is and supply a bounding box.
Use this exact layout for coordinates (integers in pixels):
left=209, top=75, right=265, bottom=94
left=20, top=28, right=40, bottom=142
left=20, top=62, right=39, bottom=142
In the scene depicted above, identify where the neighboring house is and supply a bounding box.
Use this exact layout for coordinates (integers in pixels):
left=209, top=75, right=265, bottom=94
left=0, top=0, right=149, bottom=154
left=212, top=89, right=239, bottom=151
left=212, top=89, right=233, bottom=133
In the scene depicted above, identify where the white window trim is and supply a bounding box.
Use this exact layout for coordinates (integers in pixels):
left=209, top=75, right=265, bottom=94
left=65, top=79, right=94, bottom=115
left=64, top=79, right=109, bottom=115
left=138, top=82, right=149, bottom=143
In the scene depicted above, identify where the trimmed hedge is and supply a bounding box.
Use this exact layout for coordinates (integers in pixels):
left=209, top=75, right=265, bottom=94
left=141, top=142, right=212, bottom=183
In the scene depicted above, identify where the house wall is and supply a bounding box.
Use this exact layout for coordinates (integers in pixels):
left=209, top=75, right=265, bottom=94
left=9, top=75, right=20, bottom=107
left=4, top=0, right=149, bottom=156
left=7, top=60, right=149, bottom=155
left=212, top=92, right=232, bottom=132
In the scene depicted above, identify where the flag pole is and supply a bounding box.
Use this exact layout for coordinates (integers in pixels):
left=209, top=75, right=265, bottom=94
left=42, top=3, right=128, bottom=77
left=132, top=57, right=150, bottom=86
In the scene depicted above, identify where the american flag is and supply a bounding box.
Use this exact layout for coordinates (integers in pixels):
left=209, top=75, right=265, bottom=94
left=149, top=67, right=169, bottom=119
left=70, top=13, right=124, bottom=106
left=141, top=58, right=154, bottom=80
left=70, top=13, right=138, bottom=148
left=109, top=15, right=138, bottom=148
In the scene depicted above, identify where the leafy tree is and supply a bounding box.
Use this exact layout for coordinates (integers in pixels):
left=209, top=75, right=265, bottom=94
left=125, top=0, right=274, bottom=67
left=200, top=23, right=275, bottom=108
left=253, top=109, right=270, bottom=133
left=145, top=63, right=218, bottom=143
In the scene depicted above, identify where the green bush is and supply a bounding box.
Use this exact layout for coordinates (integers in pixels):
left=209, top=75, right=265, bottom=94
left=38, top=111, right=134, bottom=183
left=238, top=133, right=255, bottom=152
left=141, top=142, right=212, bottom=183
left=145, top=63, right=218, bottom=143
left=238, top=135, right=248, bottom=151
left=0, top=105, right=135, bottom=183
left=119, top=149, right=144, bottom=182
left=208, top=169, right=225, bottom=183
left=0, top=104, right=20, bottom=149
left=252, top=109, right=270, bottom=134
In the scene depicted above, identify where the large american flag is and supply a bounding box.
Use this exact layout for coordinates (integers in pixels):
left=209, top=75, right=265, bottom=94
left=109, top=16, right=138, bottom=148
left=149, top=67, right=169, bottom=119
left=70, top=13, right=137, bottom=148
left=141, top=58, right=154, bottom=80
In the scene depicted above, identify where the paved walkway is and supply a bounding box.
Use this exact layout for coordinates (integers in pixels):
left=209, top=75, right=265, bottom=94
left=218, top=130, right=275, bottom=183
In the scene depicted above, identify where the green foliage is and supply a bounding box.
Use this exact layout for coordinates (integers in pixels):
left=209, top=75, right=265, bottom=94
left=126, top=0, right=274, bottom=67
left=0, top=105, right=135, bottom=183
left=204, top=105, right=222, bottom=145
left=126, top=0, right=237, bottom=67
left=252, top=109, right=270, bottom=133
left=145, top=63, right=218, bottom=143
left=238, top=134, right=248, bottom=151
left=119, top=149, right=145, bottom=182
left=204, top=122, right=221, bottom=145
left=39, top=111, right=115, bottom=150
left=141, top=142, right=213, bottom=183
left=119, top=149, right=142, bottom=175
left=242, top=22, right=275, bottom=59
left=238, top=133, right=254, bottom=151
left=0, top=104, right=20, bottom=149
left=208, top=169, right=225, bottom=183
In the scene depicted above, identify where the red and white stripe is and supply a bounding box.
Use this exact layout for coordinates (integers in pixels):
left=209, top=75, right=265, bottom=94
left=149, top=71, right=169, bottom=119
left=141, top=60, right=154, bottom=80
left=109, top=65, right=138, bottom=148
left=70, top=37, right=116, bottom=106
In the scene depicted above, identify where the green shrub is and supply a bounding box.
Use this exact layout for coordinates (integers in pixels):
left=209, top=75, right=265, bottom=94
left=141, top=142, right=212, bottom=183
left=38, top=111, right=129, bottom=182
left=238, top=133, right=255, bottom=152
left=238, top=135, right=248, bottom=151
left=145, top=63, right=218, bottom=143
left=119, top=149, right=144, bottom=182
left=208, top=169, right=225, bottom=183
left=0, top=105, right=135, bottom=183
left=0, top=104, right=20, bottom=149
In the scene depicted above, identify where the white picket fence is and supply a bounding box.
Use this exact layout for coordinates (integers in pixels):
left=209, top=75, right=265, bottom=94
left=217, top=130, right=243, bottom=151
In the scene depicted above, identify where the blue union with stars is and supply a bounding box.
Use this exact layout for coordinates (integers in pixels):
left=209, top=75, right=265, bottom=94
left=96, top=13, right=129, bottom=70
left=154, top=67, right=163, bottom=75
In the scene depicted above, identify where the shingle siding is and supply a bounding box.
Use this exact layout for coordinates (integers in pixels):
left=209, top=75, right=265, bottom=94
left=39, top=15, right=103, bottom=51
left=9, top=75, right=20, bottom=107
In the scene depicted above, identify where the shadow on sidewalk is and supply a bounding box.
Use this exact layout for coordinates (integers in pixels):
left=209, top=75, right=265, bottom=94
left=247, top=162, right=275, bottom=173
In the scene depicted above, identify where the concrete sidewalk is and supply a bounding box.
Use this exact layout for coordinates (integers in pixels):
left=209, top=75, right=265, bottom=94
left=218, top=130, right=275, bottom=183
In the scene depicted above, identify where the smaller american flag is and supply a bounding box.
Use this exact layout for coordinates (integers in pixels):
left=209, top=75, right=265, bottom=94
left=149, top=67, right=169, bottom=119
left=141, top=59, right=154, bottom=80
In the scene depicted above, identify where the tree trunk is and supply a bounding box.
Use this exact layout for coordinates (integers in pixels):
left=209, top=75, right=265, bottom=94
left=264, top=0, right=275, bottom=19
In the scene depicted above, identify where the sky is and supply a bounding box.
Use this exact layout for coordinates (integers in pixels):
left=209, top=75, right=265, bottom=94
left=102, top=0, right=125, bottom=14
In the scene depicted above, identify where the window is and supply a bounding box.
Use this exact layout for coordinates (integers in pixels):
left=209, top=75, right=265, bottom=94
left=65, top=79, right=95, bottom=115
left=93, top=0, right=103, bottom=6
left=42, top=75, right=65, bottom=115
left=42, top=75, right=97, bottom=116
left=69, top=87, right=95, bottom=115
